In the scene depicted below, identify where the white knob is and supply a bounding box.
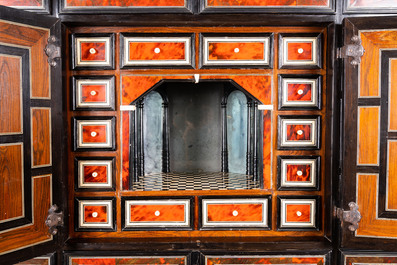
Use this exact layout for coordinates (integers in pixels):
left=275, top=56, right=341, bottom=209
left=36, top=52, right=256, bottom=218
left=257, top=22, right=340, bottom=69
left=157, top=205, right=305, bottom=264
left=154, top=48, right=161, bottom=54
left=89, top=48, right=96, bottom=54
left=297, top=89, right=304, bottom=95
left=92, top=212, right=98, bottom=218
left=296, top=211, right=302, bottom=217
left=297, top=170, right=303, bottom=176
left=90, top=90, right=97, bottom=96
left=298, top=48, right=304, bottom=54
left=91, top=131, right=97, bottom=137
left=232, top=210, right=239, bottom=216
left=154, top=210, right=160, bottom=216
left=297, top=130, right=303, bottom=135
left=92, top=172, right=98, bottom=178
left=234, top=48, right=240, bottom=53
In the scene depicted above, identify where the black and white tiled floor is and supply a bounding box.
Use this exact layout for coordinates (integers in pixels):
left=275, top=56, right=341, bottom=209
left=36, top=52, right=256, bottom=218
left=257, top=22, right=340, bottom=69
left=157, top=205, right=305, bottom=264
left=131, top=172, right=260, bottom=191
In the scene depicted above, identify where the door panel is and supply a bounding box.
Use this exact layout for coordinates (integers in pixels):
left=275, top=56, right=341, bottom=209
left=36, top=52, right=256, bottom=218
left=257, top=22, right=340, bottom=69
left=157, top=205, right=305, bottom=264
left=341, top=17, right=397, bottom=250
left=0, top=6, right=63, bottom=264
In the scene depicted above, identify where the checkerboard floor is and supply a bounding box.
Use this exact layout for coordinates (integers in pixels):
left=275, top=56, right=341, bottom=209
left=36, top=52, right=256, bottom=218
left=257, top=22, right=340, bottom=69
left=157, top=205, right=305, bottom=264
left=131, top=172, right=260, bottom=191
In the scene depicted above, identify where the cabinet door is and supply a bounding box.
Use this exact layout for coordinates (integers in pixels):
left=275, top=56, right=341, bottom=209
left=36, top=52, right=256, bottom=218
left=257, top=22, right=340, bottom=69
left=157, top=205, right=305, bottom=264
left=340, top=17, right=397, bottom=251
left=0, top=6, right=64, bottom=264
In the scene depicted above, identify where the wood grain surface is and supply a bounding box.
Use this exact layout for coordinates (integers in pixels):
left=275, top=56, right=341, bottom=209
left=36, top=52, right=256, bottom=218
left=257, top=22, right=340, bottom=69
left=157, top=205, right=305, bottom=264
left=32, top=108, right=51, bottom=167
left=357, top=107, right=379, bottom=165
left=387, top=141, right=397, bottom=210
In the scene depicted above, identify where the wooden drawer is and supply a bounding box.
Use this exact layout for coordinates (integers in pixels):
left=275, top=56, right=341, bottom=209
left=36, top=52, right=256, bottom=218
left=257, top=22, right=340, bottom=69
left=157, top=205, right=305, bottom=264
left=71, top=33, right=114, bottom=69
left=72, top=76, right=115, bottom=110
left=121, top=34, right=193, bottom=68
left=122, top=198, right=192, bottom=230
left=278, top=196, right=320, bottom=230
left=75, top=158, right=114, bottom=190
left=201, top=34, right=272, bottom=68
left=279, top=33, right=322, bottom=69
left=201, top=198, right=269, bottom=229
left=67, top=255, right=187, bottom=265
left=75, top=198, right=116, bottom=231
left=73, top=117, right=115, bottom=151
left=205, top=255, right=326, bottom=265
left=278, top=116, right=320, bottom=150
left=277, top=156, right=320, bottom=190
left=278, top=75, right=321, bottom=109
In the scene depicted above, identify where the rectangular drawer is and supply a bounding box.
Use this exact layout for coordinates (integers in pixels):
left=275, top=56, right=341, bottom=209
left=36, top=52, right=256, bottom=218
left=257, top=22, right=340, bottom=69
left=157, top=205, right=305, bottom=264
left=75, top=158, right=114, bottom=190
left=201, top=34, right=272, bottom=67
left=72, top=33, right=114, bottom=69
left=201, top=198, right=269, bottom=229
left=278, top=116, right=320, bottom=150
left=121, top=34, right=193, bottom=68
left=205, top=255, right=326, bottom=265
left=75, top=197, right=115, bottom=231
left=278, top=196, right=320, bottom=230
left=72, top=76, right=115, bottom=110
left=73, top=117, right=115, bottom=151
left=122, top=198, right=192, bottom=230
left=68, top=255, right=187, bottom=265
left=277, top=156, right=320, bottom=190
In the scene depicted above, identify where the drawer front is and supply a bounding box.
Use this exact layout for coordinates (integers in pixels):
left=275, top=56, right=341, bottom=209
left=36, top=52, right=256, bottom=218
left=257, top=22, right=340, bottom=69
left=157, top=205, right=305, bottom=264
left=72, top=34, right=114, bottom=69
left=76, top=158, right=114, bottom=189
left=278, top=75, right=321, bottom=109
left=205, top=255, right=326, bottom=265
left=279, top=33, right=321, bottom=69
left=73, top=76, right=115, bottom=110
left=68, top=256, right=187, bottom=265
left=278, top=156, right=320, bottom=190
left=278, top=116, right=320, bottom=149
left=73, top=117, right=115, bottom=150
left=123, top=198, right=192, bottom=229
left=75, top=198, right=115, bottom=231
left=201, top=198, right=269, bottom=228
left=278, top=197, right=319, bottom=230
left=121, top=35, right=193, bottom=67
left=202, top=36, right=271, bottom=67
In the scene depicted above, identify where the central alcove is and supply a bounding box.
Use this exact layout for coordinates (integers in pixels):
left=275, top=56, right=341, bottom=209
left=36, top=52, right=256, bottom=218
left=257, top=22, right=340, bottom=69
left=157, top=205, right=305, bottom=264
left=129, top=80, right=264, bottom=191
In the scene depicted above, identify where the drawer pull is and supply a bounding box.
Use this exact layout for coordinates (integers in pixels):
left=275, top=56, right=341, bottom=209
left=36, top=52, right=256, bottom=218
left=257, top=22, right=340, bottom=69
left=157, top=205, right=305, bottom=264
left=90, top=131, right=97, bottom=137
left=89, top=48, right=96, bottom=54
left=92, top=212, right=98, bottom=218
left=298, top=48, right=304, bottom=54
left=234, top=48, right=240, bottom=53
left=296, top=130, right=303, bottom=135
left=90, top=90, right=97, bottom=96
left=154, top=210, right=161, bottom=216
left=91, top=172, right=98, bottom=178
left=296, top=211, right=302, bottom=217
left=297, top=170, right=303, bottom=176
left=154, top=47, right=161, bottom=54
left=232, top=210, right=239, bottom=216
left=297, top=89, right=304, bottom=95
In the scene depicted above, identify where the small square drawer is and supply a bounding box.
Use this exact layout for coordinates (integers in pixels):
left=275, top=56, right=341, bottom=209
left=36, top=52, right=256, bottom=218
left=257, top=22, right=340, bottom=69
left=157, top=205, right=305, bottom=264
left=75, top=197, right=116, bottom=231
left=205, top=255, right=326, bottom=265
left=201, top=34, right=272, bottom=68
left=73, top=117, right=115, bottom=151
left=72, top=76, right=115, bottom=110
left=75, top=157, right=115, bottom=190
left=120, top=34, right=194, bottom=68
left=71, top=33, right=114, bottom=69
left=278, top=196, right=320, bottom=230
left=278, top=115, right=321, bottom=150
left=277, top=156, right=320, bottom=190
left=279, top=33, right=322, bottom=69
left=122, top=197, right=193, bottom=230
left=200, top=197, right=270, bottom=229
left=67, top=255, right=188, bottom=265
left=278, top=75, right=321, bottom=110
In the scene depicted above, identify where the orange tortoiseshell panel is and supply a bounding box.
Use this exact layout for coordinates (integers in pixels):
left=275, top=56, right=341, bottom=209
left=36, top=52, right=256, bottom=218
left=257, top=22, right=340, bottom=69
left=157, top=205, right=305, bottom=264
left=297, top=0, right=328, bottom=5
left=80, top=42, right=106, bottom=61
left=387, top=141, right=397, bottom=210
left=81, top=84, right=107, bottom=103
left=82, top=125, right=107, bottom=143
left=286, top=124, right=311, bottom=141
left=207, top=204, right=263, bottom=222
left=348, top=0, right=397, bottom=7
left=285, top=204, right=311, bottom=222
left=358, top=107, right=379, bottom=165
left=65, top=0, right=185, bottom=7
left=122, top=111, right=130, bottom=190
left=130, top=204, right=186, bottom=222
left=286, top=164, right=311, bottom=182
left=71, top=257, right=186, bottom=265
left=0, top=0, right=43, bottom=6
left=263, top=110, right=271, bottom=189
left=128, top=42, right=185, bottom=60
left=287, top=83, right=312, bottom=101
left=32, top=108, right=51, bottom=167
left=84, top=205, right=108, bottom=223
left=287, top=42, right=312, bottom=61
left=206, top=0, right=329, bottom=6
left=208, top=42, right=265, bottom=60
left=0, top=55, right=21, bottom=134
left=83, top=165, right=108, bottom=183
left=206, top=257, right=324, bottom=265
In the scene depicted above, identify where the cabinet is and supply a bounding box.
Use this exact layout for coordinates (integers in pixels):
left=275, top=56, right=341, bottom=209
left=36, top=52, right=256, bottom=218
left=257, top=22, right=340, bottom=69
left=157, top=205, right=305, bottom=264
left=0, top=1, right=397, bottom=264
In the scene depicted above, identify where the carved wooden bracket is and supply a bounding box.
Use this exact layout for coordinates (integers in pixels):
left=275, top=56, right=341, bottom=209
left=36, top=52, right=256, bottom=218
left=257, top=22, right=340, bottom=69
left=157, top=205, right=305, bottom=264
left=337, top=35, right=365, bottom=66
left=45, top=204, right=64, bottom=235
left=44, top=36, right=61, bottom=67
left=334, top=202, right=362, bottom=232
